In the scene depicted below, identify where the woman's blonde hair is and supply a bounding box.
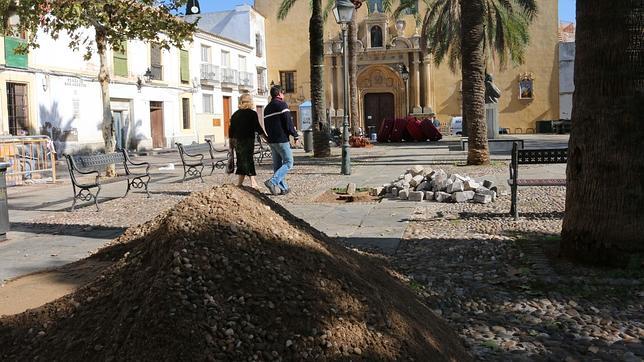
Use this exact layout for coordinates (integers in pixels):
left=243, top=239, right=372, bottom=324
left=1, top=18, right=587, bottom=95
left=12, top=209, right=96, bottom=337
left=238, top=93, right=254, bottom=110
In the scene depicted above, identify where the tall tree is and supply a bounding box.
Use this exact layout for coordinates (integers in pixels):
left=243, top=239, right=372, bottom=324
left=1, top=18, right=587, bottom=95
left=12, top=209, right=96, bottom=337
left=561, top=0, right=644, bottom=266
left=2, top=0, right=197, bottom=175
left=278, top=0, right=332, bottom=157
left=397, top=0, right=535, bottom=165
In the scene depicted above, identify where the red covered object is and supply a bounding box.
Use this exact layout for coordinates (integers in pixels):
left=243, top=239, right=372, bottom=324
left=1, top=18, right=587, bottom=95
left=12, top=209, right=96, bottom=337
left=390, top=118, right=408, bottom=142
left=377, top=119, right=394, bottom=143
left=421, top=118, right=443, bottom=141
left=406, top=117, right=426, bottom=142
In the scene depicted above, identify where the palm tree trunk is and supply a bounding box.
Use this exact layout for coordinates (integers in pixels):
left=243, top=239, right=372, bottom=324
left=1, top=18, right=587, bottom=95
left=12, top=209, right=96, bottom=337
left=460, top=0, right=489, bottom=165
left=96, top=29, right=116, bottom=177
left=561, top=0, right=644, bottom=266
left=348, top=12, right=359, bottom=133
left=310, top=0, right=330, bottom=157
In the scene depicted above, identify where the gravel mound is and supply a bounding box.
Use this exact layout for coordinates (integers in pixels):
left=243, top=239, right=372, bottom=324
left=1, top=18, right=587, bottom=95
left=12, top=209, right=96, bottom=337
left=0, top=185, right=469, bottom=361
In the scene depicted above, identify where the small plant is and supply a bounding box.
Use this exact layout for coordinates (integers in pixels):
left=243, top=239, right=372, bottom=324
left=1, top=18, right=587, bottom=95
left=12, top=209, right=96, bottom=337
left=481, top=340, right=500, bottom=350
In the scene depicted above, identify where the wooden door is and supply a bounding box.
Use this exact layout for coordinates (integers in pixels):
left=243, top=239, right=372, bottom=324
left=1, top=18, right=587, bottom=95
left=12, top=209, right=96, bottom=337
left=150, top=101, right=164, bottom=148
left=6, top=82, right=29, bottom=135
left=363, top=93, right=394, bottom=134
left=223, top=96, right=231, bottom=138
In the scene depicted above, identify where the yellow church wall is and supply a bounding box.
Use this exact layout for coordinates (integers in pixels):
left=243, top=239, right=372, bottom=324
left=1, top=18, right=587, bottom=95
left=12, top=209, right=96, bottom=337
left=255, top=1, right=560, bottom=133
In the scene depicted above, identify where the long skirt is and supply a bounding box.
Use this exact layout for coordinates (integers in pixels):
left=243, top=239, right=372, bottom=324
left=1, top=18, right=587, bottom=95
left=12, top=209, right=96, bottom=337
left=234, top=138, right=256, bottom=176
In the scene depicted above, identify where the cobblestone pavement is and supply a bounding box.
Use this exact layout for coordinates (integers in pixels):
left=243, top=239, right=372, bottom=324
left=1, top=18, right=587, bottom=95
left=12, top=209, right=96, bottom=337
left=391, top=186, right=643, bottom=361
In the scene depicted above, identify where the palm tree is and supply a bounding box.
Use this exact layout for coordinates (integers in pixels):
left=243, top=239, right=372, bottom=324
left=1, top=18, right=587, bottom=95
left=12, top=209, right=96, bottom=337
left=397, top=0, right=535, bottom=165
left=279, top=0, right=332, bottom=157
left=561, top=0, right=644, bottom=266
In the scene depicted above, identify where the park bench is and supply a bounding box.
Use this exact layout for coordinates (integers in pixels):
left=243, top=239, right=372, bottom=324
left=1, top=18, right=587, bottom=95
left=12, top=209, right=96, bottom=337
left=253, top=134, right=271, bottom=164
left=508, top=141, right=567, bottom=220
left=176, top=139, right=227, bottom=182
left=64, top=149, right=151, bottom=211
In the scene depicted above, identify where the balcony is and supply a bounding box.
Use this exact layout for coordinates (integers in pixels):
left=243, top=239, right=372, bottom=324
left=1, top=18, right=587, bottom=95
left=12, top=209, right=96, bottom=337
left=221, top=68, right=238, bottom=85
left=257, top=87, right=268, bottom=96
left=200, top=63, right=220, bottom=83
left=239, top=71, right=254, bottom=89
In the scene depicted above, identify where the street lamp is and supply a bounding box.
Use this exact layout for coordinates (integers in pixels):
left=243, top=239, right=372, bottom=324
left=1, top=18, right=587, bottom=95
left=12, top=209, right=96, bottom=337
left=398, top=64, right=410, bottom=116
left=333, top=0, right=355, bottom=176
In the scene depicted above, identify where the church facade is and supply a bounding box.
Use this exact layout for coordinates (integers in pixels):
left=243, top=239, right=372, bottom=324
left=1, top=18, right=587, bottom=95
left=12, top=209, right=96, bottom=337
left=255, top=0, right=560, bottom=134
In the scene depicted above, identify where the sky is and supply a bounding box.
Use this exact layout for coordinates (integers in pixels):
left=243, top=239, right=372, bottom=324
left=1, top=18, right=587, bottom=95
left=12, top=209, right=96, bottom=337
left=200, top=0, right=577, bottom=22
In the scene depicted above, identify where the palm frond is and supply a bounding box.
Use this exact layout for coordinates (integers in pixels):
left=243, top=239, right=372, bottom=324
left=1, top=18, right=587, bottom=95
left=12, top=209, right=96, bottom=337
left=277, top=0, right=299, bottom=20
left=322, top=0, right=335, bottom=21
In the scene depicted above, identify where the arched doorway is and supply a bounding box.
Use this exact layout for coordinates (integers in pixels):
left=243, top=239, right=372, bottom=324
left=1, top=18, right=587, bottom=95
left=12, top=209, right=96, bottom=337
left=357, top=65, right=406, bottom=130
left=364, top=93, right=394, bottom=134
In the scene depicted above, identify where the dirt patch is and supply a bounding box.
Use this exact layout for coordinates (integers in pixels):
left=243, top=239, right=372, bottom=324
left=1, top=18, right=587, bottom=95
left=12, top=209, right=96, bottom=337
left=0, top=185, right=469, bottom=361
left=315, top=190, right=381, bottom=204
left=0, top=259, right=111, bottom=317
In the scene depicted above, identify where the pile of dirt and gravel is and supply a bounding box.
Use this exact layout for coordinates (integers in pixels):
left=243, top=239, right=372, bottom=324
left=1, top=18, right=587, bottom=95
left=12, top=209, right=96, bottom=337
left=0, top=185, right=469, bottom=361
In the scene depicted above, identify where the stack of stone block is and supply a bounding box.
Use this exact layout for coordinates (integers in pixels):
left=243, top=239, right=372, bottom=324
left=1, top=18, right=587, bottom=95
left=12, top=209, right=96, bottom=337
left=371, top=165, right=498, bottom=203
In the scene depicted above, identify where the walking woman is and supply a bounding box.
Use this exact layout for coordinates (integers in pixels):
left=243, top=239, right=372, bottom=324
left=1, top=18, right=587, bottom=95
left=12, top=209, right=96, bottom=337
left=228, top=93, right=267, bottom=188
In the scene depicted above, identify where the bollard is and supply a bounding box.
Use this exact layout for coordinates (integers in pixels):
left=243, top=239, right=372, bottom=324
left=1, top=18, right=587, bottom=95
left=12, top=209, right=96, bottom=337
left=303, top=129, right=313, bottom=153
left=0, top=162, right=10, bottom=241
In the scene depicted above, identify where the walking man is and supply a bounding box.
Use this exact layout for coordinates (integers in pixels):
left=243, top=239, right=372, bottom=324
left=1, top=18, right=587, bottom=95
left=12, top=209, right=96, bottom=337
left=263, top=85, right=299, bottom=195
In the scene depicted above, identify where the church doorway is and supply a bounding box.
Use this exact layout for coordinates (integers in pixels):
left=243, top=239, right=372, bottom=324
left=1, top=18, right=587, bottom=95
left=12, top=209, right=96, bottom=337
left=363, top=93, right=394, bottom=134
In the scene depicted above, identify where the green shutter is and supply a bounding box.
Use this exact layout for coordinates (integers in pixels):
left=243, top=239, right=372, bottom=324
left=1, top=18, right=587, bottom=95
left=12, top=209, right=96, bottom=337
left=180, top=50, right=189, bottom=83
left=113, top=42, right=128, bottom=77
left=4, top=37, right=28, bottom=69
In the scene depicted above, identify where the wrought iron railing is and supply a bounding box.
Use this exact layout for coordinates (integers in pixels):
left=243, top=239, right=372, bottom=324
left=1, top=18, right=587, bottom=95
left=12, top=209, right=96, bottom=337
left=221, top=68, right=238, bottom=84
left=200, top=63, right=220, bottom=82
left=239, top=71, right=254, bottom=88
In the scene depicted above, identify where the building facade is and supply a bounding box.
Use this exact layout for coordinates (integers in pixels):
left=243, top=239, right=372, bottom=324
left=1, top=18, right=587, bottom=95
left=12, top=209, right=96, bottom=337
left=255, top=0, right=560, bottom=134
left=0, top=4, right=268, bottom=153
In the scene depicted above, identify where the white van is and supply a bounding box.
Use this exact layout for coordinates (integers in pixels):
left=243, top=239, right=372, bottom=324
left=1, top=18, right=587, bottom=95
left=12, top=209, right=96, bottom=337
left=450, top=116, right=463, bottom=135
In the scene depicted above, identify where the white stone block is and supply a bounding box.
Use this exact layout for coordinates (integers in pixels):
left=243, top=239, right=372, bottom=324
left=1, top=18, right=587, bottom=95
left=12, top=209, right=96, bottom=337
left=391, top=188, right=399, bottom=197
left=435, top=191, right=451, bottom=202
left=473, top=193, right=492, bottom=204
left=447, top=180, right=464, bottom=193
left=453, top=191, right=469, bottom=203
left=399, top=189, right=410, bottom=200
left=410, top=165, right=424, bottom=176
left=463, top=190, right=475, bottom=200
left=483, top=180, right=495, bottom=189
left=408, top=191, right=424, bottom=202
left=425, top=191, right=435, bottom=201
left=416, top=181, right=429, bottom=191
left=410, top=175, right=424, bottom=187
left=464, top=180, right=480, bottom=191
left=346, top=183, right=357, bottom=195
left=404, top=173, right=413, bottom=182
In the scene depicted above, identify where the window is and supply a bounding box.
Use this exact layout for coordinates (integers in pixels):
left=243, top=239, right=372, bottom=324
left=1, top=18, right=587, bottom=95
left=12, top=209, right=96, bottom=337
left=202, top=94, right=213, bottom=113
left=238, top=56, right=247, bottom=72
left=257, top=69, right=266, bottom=94
left=279, top=71, right=296, bottom=93
left=200, top=45, right=211, bottom=63
left=221, top=50, right=230, bottom=68
left=402, top=0, right=418, bottom=15
left=150, top=43, right=163, bottom=81
left=182, top=98, right=191, bottom=129
left=180, top=49, right=189, bottom=83
left=113, top=42, right=128, bottom=77
left=6, top=82, right=29, bottom=135
left=255, top=34, right=263, bottom=57
left=371, top=26, right=383, bottom=48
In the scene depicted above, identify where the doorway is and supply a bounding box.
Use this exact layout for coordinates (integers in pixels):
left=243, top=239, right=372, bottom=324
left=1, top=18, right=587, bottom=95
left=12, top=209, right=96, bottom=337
left=223, top=96, right=231, bottom=138
left=363, top=93, right=394, bottom=133
left=149, top=101, right=164, bottom=148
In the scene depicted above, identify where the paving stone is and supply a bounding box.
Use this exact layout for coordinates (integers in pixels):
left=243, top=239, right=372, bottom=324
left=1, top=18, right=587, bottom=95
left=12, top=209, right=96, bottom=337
left=483, top=180, right=495, bottom=189
left=399, top=189, right=410, bottom=200
left=463, top=190, right=475, bottom=200
left=403, top=173, right=413, bottom=182
left=408, top=191, right=424, bottom=202
left=391, top=188, right=399, bottom=197
left=416, top=181, right=429, bottom=191
left=346, top=183, right=357, bottom=195
left=369, top=187, right=384, bottom=196
left=424, top=191, right=434, bottom=201
left=464, top=180, right=480, bottom=191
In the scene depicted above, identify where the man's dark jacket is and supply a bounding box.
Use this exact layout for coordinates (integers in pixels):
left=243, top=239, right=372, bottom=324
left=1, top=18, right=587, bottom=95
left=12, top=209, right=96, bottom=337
left=263, top=97, right=298, bottom=144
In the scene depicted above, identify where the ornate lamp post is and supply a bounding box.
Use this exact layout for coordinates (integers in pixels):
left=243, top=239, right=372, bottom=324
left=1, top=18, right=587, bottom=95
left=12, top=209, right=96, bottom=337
left=333, top=0, right=355, bottom=175
left=398, top=64, right=410, bottom=115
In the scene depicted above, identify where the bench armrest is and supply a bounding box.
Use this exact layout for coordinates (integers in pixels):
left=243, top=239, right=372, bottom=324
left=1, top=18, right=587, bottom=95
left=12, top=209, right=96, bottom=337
left=183, top=152, right=205, bottom=161
left=127, top=160, right=151, bottom=174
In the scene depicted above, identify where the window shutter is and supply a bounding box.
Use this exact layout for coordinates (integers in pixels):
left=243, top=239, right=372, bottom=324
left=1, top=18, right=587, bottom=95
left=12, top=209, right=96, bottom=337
left=4, top=37, right=28, bottom=69
left=113, top=42, right=128, bottom=77
left=180, top=50, right=189, bottom=82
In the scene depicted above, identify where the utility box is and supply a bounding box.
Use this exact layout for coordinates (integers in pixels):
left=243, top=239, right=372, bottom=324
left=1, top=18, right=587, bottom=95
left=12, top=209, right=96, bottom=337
left=299, top=101, right=312, bottom=131
left=0, top=162, right=10, bottom=240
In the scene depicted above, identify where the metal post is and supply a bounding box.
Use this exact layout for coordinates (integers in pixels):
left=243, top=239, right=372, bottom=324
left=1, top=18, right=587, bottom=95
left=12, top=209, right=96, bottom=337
left=405, top=79, right=409, bottom=116
left=341, top=24, right=351, bottom=175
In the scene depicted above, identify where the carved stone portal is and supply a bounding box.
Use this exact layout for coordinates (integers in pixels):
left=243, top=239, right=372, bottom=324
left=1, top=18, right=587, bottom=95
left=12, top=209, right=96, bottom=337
left=356, top=65, right=407, bottom=128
